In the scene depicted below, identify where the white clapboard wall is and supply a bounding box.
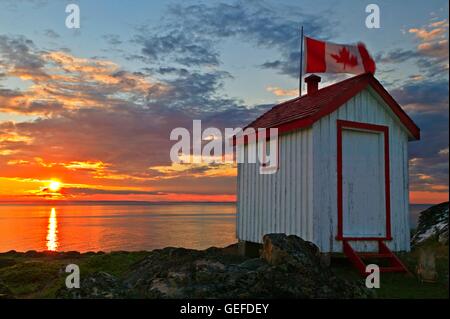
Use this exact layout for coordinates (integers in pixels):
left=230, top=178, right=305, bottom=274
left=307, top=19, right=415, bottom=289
left=237, top=127, right=314, bottom=244
left=237, top=86, right=411, bottom=253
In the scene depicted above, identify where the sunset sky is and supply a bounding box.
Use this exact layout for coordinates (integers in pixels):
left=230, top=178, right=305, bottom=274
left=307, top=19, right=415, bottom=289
left=0, top=0, right=448, bottom=203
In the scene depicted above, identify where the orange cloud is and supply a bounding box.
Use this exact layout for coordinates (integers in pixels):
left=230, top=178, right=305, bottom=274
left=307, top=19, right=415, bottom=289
left=0, top=50, right=169, bottom=115
left=409, top=27, right=446, bottom=41
left=408, top=19, right=449, bottom=62
left=429, top=19, right=449, bottom=28
left=149, top=162, right=236, bottom=179
left=266, top=86, right=298, bottom=97
left=417, top=39, right=449, bottom=58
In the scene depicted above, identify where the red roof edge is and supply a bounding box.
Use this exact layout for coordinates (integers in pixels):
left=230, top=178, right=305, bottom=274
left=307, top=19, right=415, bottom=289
left=367, top=76, right=420, bottom=140
left=265, top=73, right=420, bottom=141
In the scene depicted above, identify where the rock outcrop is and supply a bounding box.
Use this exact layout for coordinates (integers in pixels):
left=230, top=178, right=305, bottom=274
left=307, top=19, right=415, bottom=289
left=57, top=271, right=127, bottom=299
left=57, top=234, right=371, bottom=299
left=412, top=202, right=449, bottom=246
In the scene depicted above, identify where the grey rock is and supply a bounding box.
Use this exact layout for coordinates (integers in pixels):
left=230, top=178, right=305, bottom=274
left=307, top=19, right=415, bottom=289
left=122, top=234, right=371, bottom=299
left=56, top=271, right=127, bottom=299
left=54, top=234, right=372, bottom=299
left=261, top=233, right=320, bottom=268
left=412, top=202, right=449, bottom=246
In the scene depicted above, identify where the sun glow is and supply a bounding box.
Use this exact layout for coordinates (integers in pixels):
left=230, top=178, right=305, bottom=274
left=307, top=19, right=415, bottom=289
left=48, top=180, right=61, bottom=192
left=46, top=208, right=58, bottom=251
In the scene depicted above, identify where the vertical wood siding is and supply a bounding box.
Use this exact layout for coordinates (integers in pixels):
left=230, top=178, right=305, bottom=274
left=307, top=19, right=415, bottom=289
left=313, top=87, right=410, bottom=252
left=341, top=129, right=386, bottom=238
left=237, top=87, right=410, bottom=253
left=237, top=128, right=314, bottom=243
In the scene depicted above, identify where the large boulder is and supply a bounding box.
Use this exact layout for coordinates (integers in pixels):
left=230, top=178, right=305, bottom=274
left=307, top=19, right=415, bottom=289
left=121, top=235, right=371, bottom=299
left=56, top=234, right=371, bottom=299
left=261, top=233, right=320, bottom=268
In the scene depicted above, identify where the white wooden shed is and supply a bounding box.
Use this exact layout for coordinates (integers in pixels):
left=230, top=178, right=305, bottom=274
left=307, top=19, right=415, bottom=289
left=236, top=73, right=420, bottom=272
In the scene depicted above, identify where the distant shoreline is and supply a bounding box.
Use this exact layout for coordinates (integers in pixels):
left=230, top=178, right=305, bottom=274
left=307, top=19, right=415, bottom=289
left=0, top=200, right=237, bottom=206
left=0, top=200, right=437, bottom=206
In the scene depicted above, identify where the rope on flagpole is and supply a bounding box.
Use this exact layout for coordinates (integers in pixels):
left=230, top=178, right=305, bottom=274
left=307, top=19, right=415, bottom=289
left=299, top=25, right=304, bottom=96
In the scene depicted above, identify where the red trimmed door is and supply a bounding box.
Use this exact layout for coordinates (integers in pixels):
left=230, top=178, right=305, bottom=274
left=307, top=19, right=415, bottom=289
left=337, top=120, right=391, bottom=241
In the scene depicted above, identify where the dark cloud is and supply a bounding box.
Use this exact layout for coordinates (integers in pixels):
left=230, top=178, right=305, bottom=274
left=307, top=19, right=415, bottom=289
left=416, top=57, right=449, bottom=79
left=102, top=34, right=122, bottom=46
left=0, top=35, right=48, bottom=80
left=0, top=29, right=269, bottom=197
left=43, top=29, right=60, bottom=39
left=132, top=1, right=332, bottom=78
left=391, top=79, right=449, bottom=112
left=0, top=36, right=169, bottom=115
left=152, top=70, right=237, bottom=113
left=0, top=2, right=447, bottom=201
left=376, top=19, right=448, bottom=80
left=377, top=47, right=448, bottom=79
left=376, top=49, right=419, bottom=64
left=391, top=79, right=449, bottom=193
left=60, top=187, right=166, bottom=196
left=134, top=32, right=219, bottom=67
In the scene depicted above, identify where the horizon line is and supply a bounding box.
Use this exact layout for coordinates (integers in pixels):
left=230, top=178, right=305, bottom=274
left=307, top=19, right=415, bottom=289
left=0, top=200, right=444, bottom=206
left=0, top=200, right=237, bottom=206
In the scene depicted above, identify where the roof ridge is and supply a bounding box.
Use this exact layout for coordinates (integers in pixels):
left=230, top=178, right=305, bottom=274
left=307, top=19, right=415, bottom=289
left=246, top=73, right=372, bottom=129
left=245, top=95, right=304, bottom=129
left=243, top=72, right=419, bottom=140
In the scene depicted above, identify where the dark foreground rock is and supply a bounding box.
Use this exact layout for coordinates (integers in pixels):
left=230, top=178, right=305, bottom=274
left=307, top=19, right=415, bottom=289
left=57, top=271, right=128, bottom=299
left=0, top=279, right=13, bottom=299
left=56, top=234, right=371, bottom=299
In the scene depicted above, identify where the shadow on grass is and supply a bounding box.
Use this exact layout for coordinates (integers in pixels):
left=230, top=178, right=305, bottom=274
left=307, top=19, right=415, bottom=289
left=331, top=242, right=449, bottom=299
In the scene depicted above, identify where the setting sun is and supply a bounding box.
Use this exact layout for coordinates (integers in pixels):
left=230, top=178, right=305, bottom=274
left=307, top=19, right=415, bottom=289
left=48, top=181, right=61, bottom=192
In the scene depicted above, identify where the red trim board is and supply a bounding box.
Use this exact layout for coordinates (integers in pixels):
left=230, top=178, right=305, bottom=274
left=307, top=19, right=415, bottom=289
left=243, top=74, right=420, bottom=142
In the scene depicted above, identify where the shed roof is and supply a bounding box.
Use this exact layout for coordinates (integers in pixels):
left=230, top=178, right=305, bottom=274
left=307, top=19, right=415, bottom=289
left=246, top=73, right=420, bottom=140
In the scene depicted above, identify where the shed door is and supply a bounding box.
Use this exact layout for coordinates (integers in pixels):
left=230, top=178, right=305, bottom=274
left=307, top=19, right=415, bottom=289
left=341, top=129, right=386, bottom=237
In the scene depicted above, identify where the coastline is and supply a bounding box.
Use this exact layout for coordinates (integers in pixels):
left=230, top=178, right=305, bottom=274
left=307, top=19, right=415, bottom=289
left=0, top=235, right=448, bottom=299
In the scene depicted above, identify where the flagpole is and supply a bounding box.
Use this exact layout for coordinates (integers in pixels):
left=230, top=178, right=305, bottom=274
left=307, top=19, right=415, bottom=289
left=299, top=25, right=304, bottom=96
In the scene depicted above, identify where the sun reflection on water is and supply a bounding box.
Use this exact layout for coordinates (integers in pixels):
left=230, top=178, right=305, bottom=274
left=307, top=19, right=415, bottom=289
left=46, top=208, right=58, bottom=251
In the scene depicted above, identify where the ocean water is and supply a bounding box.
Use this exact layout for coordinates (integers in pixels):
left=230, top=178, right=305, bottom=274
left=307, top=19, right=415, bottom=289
left=0, top=203, right=432, bottom=253
left=0, top=203, right=237, bottom=253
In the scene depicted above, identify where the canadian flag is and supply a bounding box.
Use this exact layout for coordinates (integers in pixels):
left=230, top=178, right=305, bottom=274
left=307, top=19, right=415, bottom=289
left=304, top=37, right=376, bottom=74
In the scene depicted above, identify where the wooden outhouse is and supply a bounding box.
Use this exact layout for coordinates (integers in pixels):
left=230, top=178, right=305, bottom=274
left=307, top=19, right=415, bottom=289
left=236, top=73, right=420, bottom=272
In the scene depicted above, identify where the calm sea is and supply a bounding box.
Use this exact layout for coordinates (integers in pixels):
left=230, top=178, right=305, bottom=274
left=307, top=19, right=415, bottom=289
left=0, top=203, right=432, bottom=253
left=0, top=203, right=236, bottom=253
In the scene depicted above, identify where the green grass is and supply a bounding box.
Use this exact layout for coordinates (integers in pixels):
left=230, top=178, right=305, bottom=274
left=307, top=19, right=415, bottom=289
left=78, top=251, right=149, bottom=278
left=0, top=260, right=64, bottom=298
left=0, top=243, right=448, bottom=299
left=0, top=251, right=151, bottom=298
left=331, top=241, right=449, bottom=299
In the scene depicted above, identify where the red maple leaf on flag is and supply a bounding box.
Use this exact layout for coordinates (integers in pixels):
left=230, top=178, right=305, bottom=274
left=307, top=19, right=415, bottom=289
left=330, top=47, right=358, bottom=70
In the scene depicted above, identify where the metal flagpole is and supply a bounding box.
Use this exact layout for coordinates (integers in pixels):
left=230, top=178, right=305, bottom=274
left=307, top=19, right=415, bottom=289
left=298, top=26, right=303, bottom=96
left=299, top=25, right=304, bottom=96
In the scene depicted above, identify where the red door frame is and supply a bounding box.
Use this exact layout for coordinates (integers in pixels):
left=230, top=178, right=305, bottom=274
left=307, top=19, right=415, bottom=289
left=336, top=120, right=392, bottom=241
